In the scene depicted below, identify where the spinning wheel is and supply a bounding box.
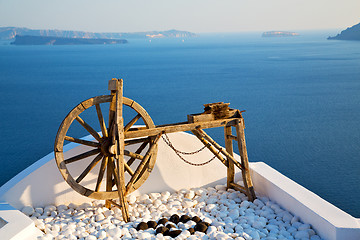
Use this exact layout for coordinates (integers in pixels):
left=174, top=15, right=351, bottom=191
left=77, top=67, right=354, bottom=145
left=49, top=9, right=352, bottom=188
left=55, top=78, right=256, bottom=222
left=54, top=79, right=158, bottom=221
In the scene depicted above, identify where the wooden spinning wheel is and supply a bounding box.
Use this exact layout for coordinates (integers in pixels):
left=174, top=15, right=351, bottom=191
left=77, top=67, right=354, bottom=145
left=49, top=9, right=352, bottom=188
left=55, top=78, right=257, bottom=222
left=55, top=79, right=158, bottom=221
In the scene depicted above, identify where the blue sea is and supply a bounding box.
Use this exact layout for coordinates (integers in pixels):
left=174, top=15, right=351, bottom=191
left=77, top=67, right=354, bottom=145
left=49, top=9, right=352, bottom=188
left=0, top=31, right=359, bottom=217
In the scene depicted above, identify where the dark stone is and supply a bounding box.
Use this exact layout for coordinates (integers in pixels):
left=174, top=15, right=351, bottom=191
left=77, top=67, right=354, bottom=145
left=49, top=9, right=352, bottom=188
left=194, top=222, right=208, bottom=233
left=166, top=223, right=176, bottom=229
left=203, top=222, right=210, bottom=227
left=156, top=226, right=169, bottom=235
left=168, top=230, right=182, bottom=238
left=158, top=218, right=168, bottom=225
left=191, top=216, right=201, bottom=223
left=147, top=220, right=157, bottom=229
left=180, top=215, right=191, bottom=223
left=169, top=214, right=180, bottom=224
left=188, top=228, right=195, bottom=235
left=136, top=222, right=148, bottom=231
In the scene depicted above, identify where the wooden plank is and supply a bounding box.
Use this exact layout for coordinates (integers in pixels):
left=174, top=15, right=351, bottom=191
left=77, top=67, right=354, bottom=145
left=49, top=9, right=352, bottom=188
left=105, top=158, right=113, bottom=208
left=194, top=128, right=244, bottom=171
left=64, top=136, right=100, bottom=148
left=229, top=182, right=247, bottom=194
left=125, top=118, right=240, bottom=139
left=187, top=113, right=214, bottom=123
left=224, top=126, right=235, bottom=190
left=235, top=119, right=256, bottom=201
left=190, top=130, right=228, bottom=167
left=106, top=81, right=117, bottom=209
left=114, top=79, right=130, bottom=222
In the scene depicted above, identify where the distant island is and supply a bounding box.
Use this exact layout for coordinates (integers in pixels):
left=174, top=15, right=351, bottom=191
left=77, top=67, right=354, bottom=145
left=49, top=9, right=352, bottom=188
left=10, top=35, right=128, bottom=45
left=328, top=22, right=360, bottom=41
left=0, top=27, right=196, bottom=40
left=262, top=31, right=299, bottom=37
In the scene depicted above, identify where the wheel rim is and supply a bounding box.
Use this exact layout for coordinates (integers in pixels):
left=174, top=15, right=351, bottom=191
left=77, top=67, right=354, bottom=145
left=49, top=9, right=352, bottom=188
left=54, top=95, right=158, bottom=199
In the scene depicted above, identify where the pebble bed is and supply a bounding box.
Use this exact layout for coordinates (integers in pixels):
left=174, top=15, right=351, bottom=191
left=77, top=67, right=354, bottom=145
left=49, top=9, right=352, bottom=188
left=22, top=184, right=323, bottom=240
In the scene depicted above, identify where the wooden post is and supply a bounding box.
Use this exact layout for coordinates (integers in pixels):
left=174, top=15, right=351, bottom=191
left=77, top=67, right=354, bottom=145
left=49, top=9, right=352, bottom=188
left=105, top=79, right=117, bottom=209
left=114, top=79, right=130, bottom=222
left=224, top=125, right=234, bottom=190
left=235, top=119, right=256, bottom=201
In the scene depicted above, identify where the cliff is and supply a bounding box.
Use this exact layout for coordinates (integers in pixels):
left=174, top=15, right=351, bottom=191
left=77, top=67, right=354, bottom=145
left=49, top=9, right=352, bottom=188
left=0, top=27, right=196, bottom=40
left=328, top=22, right=360, bottom=41
left=10, top=35, right=127, bottom=45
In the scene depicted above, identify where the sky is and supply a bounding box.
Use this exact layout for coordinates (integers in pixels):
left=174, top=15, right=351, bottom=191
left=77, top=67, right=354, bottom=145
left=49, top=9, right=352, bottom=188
left=0, top=0, right=359, bottom=33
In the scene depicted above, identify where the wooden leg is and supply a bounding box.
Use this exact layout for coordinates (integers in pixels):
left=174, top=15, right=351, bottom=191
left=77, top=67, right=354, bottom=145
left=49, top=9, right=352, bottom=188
left=115, top=153, right=130, bottom=222
left=235, top=119, right=256, bottom=201
left=224, top=125, right=235, bottom=190
left=105, top=158, right=113, bottom=208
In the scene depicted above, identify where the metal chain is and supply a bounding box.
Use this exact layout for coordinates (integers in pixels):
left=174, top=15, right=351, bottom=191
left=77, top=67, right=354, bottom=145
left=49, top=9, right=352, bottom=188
left=161, top=133, right=221, bottom=166
left=162, top=133, right=207, bottom=155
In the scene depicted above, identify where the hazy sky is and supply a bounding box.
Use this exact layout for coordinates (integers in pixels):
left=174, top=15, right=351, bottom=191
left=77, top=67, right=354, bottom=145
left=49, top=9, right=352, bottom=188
left=0, top=0, right=359, bottom=33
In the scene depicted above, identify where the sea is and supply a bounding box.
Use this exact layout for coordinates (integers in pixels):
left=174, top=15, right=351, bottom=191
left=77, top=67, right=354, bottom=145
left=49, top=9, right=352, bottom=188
left=0, top=30, right=359, bottom=217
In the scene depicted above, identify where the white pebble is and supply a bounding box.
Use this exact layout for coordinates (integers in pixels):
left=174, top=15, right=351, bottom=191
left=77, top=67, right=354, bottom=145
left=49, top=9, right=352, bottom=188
left=228, top=209, right=239, bottom=220
left=149, top=192, right=161, bottom=199
left=282, top=212, right=293, bottom=222
left=28, top=189, right=320, bottom=240
left=44, top=205, right=56, bottom=212
left=85, top=235, right=97, bottom=240
left=298, top=223, right=311, bottom=231
left=182, top=199, right=196, bottom=208
left=310, top=235, right=321, bottom=240
left=127, top=194, right=137, bottom=204
left=294, top=230, right=310, bottom=239
left=95, top=214, right=105, bottom=222
left=240, top=201, right=250, bottom=208
left=22, top=206, right=35, bottom=216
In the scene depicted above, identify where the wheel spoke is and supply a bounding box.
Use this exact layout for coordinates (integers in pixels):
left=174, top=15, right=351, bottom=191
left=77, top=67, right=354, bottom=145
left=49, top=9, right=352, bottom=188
left=64, top=136, right=100, bottom=148
left=64, top=149, right=100, bottom=164
left=106, top=157, right=115, bottom=190
left=124, top=137, right=150, bottom=146
left=109, top=157, right=119, bottom=188
left=124, top=114, right=141, bottom=132
left=75, top=116, right=102, bottom=142
left=124, top=150, right=144, bottom=160
left=126, top=141, right=149, bottom=167
left=95, top=156, right=108, bottom=192
left=126, top=134, right=162, bottom=193
left=76, top=153, right=103, bottom=183
left=124, top=162, right=134, bottom=176
left=95, top=104, right=108, bottom=138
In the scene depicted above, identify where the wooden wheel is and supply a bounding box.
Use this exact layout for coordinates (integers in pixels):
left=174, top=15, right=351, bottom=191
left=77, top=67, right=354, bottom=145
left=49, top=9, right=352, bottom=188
left=54, top=94, right=158, bottom=200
